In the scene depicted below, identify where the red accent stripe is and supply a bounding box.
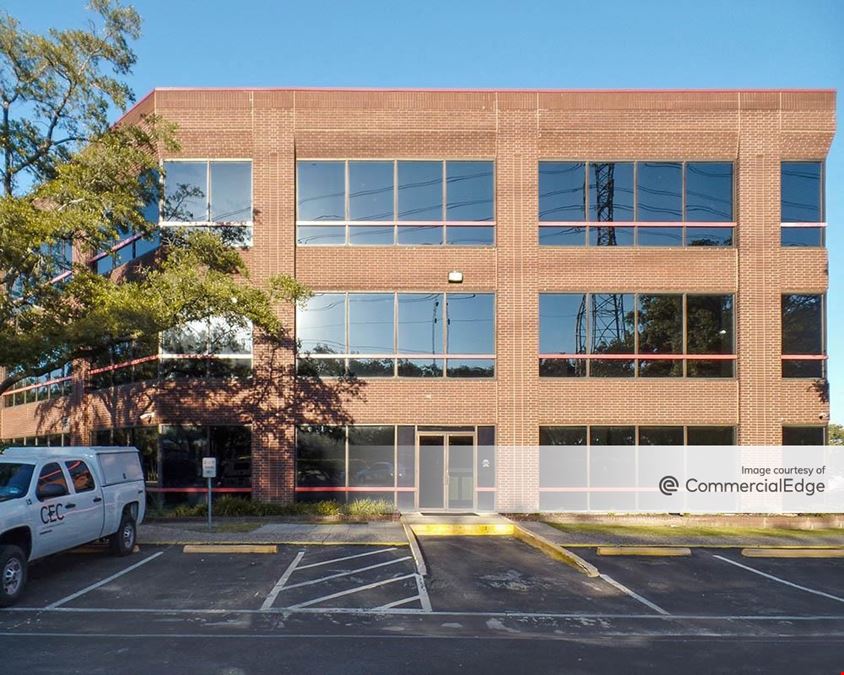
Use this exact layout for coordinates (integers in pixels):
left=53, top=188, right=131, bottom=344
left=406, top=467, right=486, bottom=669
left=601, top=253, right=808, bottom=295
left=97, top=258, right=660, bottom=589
left=780, top=222, right=827, bottom=228
left=294, top=486, right=414, bottom=493
left=147, top=487, right=252, bottom=493
left=89, top=232, right=145, bottom=263
left=781, top=355, right=827, bottom=360
left=88, top=354, right=159, bottom=376
left=539, top=487, right=659, bottom=493
left=539, top=354, right=736, bottom=361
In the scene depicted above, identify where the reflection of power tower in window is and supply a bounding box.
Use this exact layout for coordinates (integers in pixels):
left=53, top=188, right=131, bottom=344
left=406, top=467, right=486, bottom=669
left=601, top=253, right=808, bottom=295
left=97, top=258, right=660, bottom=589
left=575, top=294, right=629, bottom=355
left=592, top=163, right=617, bottom=246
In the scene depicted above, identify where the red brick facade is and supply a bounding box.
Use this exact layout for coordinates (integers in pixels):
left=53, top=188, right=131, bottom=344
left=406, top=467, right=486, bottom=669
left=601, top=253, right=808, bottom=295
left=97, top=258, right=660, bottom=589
left=0, top=89, right=834, bottom=509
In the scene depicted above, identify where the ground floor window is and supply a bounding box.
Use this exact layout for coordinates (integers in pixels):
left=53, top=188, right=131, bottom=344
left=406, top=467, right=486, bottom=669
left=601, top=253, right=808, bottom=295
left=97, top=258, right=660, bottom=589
left=0, top=433, right=73, bottom=449
left=92, top=424, right=251, bottom=503
left=539, top=425, right=736, bottom=446
left=295, top=424, right=495, bottom=509
left=782, top=426, right=827, bottom=445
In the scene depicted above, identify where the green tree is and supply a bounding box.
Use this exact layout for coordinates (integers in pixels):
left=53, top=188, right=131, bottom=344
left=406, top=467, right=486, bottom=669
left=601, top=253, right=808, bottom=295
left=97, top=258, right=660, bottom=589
left=0, top=1, right=306, bottom=396
left=829, top=424, right=843, bottom=446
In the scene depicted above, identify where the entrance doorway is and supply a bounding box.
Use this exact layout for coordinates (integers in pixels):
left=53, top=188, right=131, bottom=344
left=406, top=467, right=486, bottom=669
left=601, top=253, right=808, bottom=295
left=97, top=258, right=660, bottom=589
left=417, top=433, right=475, bottom=510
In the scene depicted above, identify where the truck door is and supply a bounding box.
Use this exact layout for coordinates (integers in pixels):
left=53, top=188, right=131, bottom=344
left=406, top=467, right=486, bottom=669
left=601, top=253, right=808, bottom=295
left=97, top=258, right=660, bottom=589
left=63, top=460, right=106, bottom=547
left=31, top=462, right=76, bottom=557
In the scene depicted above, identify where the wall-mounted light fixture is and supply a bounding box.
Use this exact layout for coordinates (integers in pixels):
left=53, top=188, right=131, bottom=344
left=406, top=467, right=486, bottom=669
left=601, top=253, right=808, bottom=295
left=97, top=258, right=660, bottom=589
left=448, top=270, right=464, bottom=284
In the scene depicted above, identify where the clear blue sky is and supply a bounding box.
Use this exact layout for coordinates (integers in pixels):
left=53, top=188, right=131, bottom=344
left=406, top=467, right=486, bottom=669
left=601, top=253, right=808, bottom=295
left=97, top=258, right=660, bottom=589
left=6, top=0, right=843, bottom=421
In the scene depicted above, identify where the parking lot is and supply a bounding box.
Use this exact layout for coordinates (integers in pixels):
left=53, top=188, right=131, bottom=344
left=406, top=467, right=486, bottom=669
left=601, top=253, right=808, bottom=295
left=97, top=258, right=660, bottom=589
left=1, top=537, right=843, bottom=673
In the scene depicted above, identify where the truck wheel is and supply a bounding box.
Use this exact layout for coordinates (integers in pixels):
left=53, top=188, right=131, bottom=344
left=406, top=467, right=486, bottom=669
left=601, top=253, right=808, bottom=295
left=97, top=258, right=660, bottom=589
left=0, top=545, right=27, bottom=607
left=109, top=512, right=137, bottom=557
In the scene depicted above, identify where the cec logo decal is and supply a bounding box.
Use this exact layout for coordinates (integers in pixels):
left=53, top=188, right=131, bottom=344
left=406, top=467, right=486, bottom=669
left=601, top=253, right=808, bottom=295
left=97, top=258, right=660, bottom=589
left=659, top=475, right=679, bottom=496
left=40, top=504, right=64, bottom=524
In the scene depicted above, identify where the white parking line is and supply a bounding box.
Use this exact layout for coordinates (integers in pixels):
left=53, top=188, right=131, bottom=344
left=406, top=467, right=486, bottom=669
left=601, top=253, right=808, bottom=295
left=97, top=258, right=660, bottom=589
left=415, top=573, right=432, bottom=612
left=375, top=595, right=422, bottom=610
left=713, top=554, right=844, bottom=604
left=287, top=574, right=418, bottom=609
left=46, top=552, right=165, bottom=609
left=261, top=551, right=305, bottom=611
left=599, top=573, right=669, bottom=616
left=296, top=547, right=398, bottom=571
left=280, top=556, right=413, bottom=591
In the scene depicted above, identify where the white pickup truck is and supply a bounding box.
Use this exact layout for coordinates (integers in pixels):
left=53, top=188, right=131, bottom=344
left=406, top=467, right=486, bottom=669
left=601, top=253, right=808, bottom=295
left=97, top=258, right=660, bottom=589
left=0, top=446, right=146, bottom=606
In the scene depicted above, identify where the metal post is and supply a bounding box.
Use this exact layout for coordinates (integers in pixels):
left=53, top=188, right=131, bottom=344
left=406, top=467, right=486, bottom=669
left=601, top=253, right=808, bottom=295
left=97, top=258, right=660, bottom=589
left=207, top=477, right=212, bottom=530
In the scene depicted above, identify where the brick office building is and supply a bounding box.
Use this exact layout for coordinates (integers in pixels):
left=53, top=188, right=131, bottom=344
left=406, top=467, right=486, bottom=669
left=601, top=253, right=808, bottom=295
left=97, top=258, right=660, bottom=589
left=0, top=88, right=834, bottom=511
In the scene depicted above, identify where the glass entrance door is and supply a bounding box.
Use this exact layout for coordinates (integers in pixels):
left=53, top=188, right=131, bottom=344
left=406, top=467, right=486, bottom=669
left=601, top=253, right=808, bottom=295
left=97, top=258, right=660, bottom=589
left=417, top=433, right=475, bottom=510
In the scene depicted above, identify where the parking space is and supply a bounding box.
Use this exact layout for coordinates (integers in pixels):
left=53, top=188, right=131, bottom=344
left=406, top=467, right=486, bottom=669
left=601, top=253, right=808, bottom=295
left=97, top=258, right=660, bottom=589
left=576, top=547, right=844, bottom=617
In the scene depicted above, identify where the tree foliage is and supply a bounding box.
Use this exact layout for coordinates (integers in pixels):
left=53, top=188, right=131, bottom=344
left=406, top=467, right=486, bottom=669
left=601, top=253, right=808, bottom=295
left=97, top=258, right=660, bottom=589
left=0, top=2, right=307, bottom=396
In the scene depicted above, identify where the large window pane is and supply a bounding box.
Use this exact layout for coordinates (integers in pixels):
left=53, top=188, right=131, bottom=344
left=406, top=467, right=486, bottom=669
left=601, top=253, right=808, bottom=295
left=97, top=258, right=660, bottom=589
left=688, top=427, right=735, bottom=445
left=639, top=426, right=683, bottom=445
left=781, top=162, right=822, bottom=222
left=589, top=294, right=635, bottom=354
left=348, top=294, right=394, bottom=354
left=163, top=161, right=207, bottom=221
left=446, top=161, right=494, bottom=221
left=782, top=294, right=823, bottom=354
left=638, top=295, right=683, bottom=354
left=446, top=294, right=494, bottom=355
left=539, top=294, right=586, bottom=354
left=589, top=162, right=634, bottom=222
left=539, top=426, right=587, bottom=446
left=590, top=426, right=635, bottom=445
left=349, top=161, right=394, bottom=221
left=398, top=294, right=443, bottom=355
left=296, top=425, right=345, bottom=487
left=685, top=162, right=733, bottom=222
left=782, top=427, right=826, bottom=445
left=540, top=225, right=586, bottom=246
left=687, top=295, right=733, bottom=354
left=210, top=426, right=251, bottom=488
left=781, top=226, right=823, bottom=247
left=160, top=425, right=207, bottom=487
left=637, top=162, right=682, bottom=221
left=398, top=161, right=443, bottom=221
left=297, top=294, right=346, bottom=355
left=297, top=161, right=345, bottom=221
left=539, top=162, right=585, bottom=221
left=210, top=161, right=252, bottom=222
left=348, top=426, right=395, bottom=487
left=207, top=317, right=252, bottom=355
left=161, top=319, right=208, bottom=354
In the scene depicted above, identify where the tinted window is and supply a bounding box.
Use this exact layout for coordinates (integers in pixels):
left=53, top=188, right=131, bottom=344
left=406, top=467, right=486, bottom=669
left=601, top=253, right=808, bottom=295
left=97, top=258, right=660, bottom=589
left=398, top=161, right=442, bottom=221
left=782, top=427, right=825, bottom=445
left=398, top=294, right=443, bottom=354
left=539, top=427, right=587, bottom=445
left=687, top=427, right=735, bottom=445
left=0, top=463, right=35, bottom=502
left=685, top=163, right=733, bottom=222
left=589, top=293, right=635, bottom=354
left=163, top=161, right=207, bottom=221
left=36, top=462, right=69, bottom=501
left=65, top=460, right=95, bottom=493
left=297, top=161, right=345, bottom=221
left=539, top=294, right=585, bottom=354
left=349, top=161, right=394, bottom=221
left=638, top=295, right=683, bottom=353
left=210, top=162, right=251, bottom=222
left=296, top=425, right=345, bottom=487
left=589, top=162, right=634, bottom=222
left=349, top=294, right=394, bottom=354
left=781, top=226, right=823, bottom=247
left=637, top=162, right=682, bottom=221
left=687, top=295, right=733, bottom=354
left=446, top=294, right=494, bottom=354
left=298, top=294, right=346, bottom=355
left=446, top=161, right=494, bottom=221
left=209, top=426, right=251, bottom=489
left=159, top=425, right=207, bottom=487
left=348, top=426, right=395, bottom=487
left=639, top=427, right=683, bottom=445
left=539, top=162, right=585, bottom=221
left=781, top=162, right=822, bottom=222
left=781, top=294, right=823, bottom=354
left=590, top=427, right=635, bottom=445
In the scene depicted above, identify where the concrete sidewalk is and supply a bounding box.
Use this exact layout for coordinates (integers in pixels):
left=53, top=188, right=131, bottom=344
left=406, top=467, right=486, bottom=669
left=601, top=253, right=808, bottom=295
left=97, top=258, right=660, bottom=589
left=518, top=520, right=844, bottom=548
left=139, top=520, right=408, bottom=546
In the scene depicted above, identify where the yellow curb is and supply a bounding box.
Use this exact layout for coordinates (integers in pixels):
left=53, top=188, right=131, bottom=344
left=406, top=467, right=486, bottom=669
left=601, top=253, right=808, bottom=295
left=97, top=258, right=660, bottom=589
left=597, top=546, right=692, bottom=557
left=512, top=523, right=599, bottom=577
left=410, top=523, right=515, bottom=537
left=741, top=547, right=844, bottom=558
left=183, top=544, right=278, bottom=554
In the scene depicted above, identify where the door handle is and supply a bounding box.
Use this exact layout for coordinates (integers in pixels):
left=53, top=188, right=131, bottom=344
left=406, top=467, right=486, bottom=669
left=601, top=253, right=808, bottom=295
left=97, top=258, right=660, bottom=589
left=65, top=503, right=77, bottom=509
left=93, top=497, right=103, bottom=503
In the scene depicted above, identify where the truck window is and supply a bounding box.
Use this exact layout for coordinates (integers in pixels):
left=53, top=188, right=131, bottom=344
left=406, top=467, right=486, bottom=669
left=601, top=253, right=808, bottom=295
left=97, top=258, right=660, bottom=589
left=0, top=463, right=35, bottom=502
left=65, top=460, right=96, bottom=493
left=36, top=462, right=69, bottom=501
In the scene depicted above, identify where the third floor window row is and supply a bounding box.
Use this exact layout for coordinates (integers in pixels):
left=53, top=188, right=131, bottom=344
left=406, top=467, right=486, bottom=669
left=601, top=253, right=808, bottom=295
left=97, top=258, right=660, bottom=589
left=780, top=161, right=825, bottom=247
